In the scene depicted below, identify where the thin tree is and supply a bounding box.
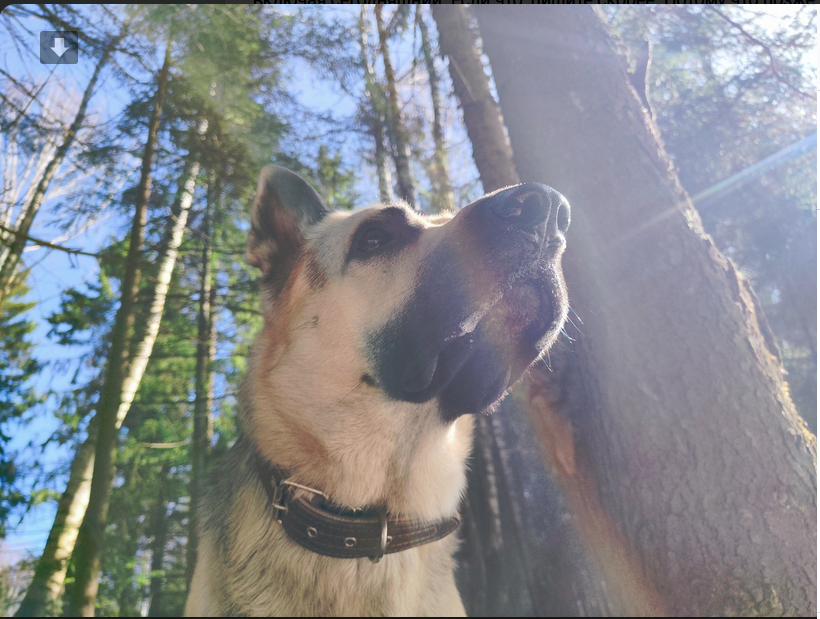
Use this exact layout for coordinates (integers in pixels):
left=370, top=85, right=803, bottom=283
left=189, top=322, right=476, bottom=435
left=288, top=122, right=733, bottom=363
left=14, top=37, right=173, bottom=619
left=185, top=174, right=218, bottom=586
left=431, top=5, right=518, bottom=193
left=359, top=8, right=393, bottom=205
left=65, top=120, right=206, bottom=617
left=0, top=21, right=132, bottom=308
left=417, top=7, right=454, bottom=213
left=147, top=465, right=170, bottom=617
left=476, top=5, right=815, bottom=615
left=374, top=6, right=416, bottom=208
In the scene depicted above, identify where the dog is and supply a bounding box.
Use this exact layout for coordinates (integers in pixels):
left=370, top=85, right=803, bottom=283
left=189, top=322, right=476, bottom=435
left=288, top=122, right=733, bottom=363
left=185, top=166, right=570, bottom=616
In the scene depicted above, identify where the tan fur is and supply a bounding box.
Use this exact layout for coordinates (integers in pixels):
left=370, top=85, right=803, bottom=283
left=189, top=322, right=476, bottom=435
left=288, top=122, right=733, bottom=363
left=187, top=169, right=568, bottom=616
left=187, top=201, right=473, bottom=616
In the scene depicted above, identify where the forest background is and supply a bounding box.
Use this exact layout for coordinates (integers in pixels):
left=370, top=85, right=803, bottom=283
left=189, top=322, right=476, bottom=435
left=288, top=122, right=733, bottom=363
left=0, top=4, right=815, bottom=617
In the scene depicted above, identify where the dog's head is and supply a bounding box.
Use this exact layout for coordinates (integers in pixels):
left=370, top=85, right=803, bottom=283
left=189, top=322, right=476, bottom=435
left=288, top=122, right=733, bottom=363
left=244, top=166, right=569, bottom=510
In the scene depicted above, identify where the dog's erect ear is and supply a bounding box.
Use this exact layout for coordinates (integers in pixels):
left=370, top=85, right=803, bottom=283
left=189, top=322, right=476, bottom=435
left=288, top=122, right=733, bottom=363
left=247, top=165, right=328, bottom=284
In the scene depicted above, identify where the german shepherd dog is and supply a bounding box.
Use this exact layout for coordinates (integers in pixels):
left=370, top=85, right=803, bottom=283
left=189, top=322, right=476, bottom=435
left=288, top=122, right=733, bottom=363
left=185, top=166, right=570, bottom=616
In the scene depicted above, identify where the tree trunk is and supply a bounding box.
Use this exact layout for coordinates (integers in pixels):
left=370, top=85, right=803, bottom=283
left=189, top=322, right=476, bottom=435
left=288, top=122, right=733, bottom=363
left=186, top=175, right=217, bottom=586
left=14, top=418, right=98, bottom=617
left=147, top=466, right=170, bottom=618
left=374, top=6, right=416, bottom=208
left=14, top=42, right=173, bottom=618
left=431, top=5, right=518, bottom=193
left=359, top=8, right=393, bottom=205
left=65, top=122, right=204, bottom=617
left=476, top=6, right=816, bottom=616
left=0, top=31, right=124, bottom=308
left=417, top=7, right=454, bottom=213
left=0, top=104, right=60, bottom=278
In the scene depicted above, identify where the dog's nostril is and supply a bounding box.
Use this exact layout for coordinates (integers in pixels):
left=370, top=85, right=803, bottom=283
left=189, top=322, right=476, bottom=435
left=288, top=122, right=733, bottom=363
left=556, top=199, right=570, bottom=235
left=492, top=191, right=548, bottom=230
left=491, top=199, right=522, bottom=219
left=546, top=196, right=571, bottom=242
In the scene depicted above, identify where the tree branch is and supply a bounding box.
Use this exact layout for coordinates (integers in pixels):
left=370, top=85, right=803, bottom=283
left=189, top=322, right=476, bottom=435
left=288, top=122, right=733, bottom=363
left=0, top=222, right=101, bottom=258
left=708, top=7, right=816, bottom=101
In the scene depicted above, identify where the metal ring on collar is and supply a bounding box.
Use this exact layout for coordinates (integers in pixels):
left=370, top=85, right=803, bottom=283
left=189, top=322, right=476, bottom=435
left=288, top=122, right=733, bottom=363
left=370, top=507, right=388, bottom=563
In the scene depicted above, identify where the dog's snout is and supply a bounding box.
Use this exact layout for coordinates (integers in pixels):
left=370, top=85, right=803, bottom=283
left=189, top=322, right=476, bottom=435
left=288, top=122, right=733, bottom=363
left=487, top=184, right=569, bottom=244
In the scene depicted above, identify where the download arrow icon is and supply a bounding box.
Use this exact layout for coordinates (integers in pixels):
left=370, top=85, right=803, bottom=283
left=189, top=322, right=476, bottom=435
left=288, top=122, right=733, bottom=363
left=51, top=37, right=69, bottom=57
left=40, top=31, right=78, bottom=65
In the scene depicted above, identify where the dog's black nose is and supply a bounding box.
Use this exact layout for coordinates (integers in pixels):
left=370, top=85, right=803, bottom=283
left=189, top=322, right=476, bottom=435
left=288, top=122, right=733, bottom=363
left=489, top=184, right=570, bottom=243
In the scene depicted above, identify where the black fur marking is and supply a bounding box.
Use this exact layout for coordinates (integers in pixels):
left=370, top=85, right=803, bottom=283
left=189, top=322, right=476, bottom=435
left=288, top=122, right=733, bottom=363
left=345, top=207, right=422, bottom=268
left=360, top=373, right=377, bottom=387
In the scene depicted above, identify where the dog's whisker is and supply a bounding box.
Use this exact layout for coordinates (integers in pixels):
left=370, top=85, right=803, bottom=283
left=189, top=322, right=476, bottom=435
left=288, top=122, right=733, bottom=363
left=328, top=381, right=364, bottom=412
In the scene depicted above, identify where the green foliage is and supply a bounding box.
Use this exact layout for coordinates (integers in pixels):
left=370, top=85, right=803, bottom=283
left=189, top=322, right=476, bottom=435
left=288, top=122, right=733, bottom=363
left=0, top=282, right=41, bottom=536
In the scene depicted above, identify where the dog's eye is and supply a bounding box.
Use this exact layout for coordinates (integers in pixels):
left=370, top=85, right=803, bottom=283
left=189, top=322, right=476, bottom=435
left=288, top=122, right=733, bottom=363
left=356, top=227, right=392, bottom=252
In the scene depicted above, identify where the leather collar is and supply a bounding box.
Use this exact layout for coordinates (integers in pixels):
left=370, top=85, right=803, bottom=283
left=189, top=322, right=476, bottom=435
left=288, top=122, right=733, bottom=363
left=255, top=452, right=459, bottom=562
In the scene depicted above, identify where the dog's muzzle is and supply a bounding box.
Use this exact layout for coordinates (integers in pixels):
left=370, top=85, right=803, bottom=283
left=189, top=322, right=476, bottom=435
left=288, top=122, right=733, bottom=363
left=369, top=183, right=570, bottom=422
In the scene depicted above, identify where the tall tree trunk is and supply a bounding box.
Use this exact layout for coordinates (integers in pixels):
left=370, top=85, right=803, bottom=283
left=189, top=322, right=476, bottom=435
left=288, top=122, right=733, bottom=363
left=0, top=33, right=122, bottom=308
left=0, top=112, right=60, bottom=277
left=431, top=5, right=518, bottom=193
left=14, top=418, right=98, bottom=618
left=186, top=176, right=217, bottom=586
left=14, top=37, right=173, bottom=619
left=374, top=6, right=416, bottom=208
left=476, top=6, right=816, bottom=616
left=65, top=121, right=205, bottom=617
left=359, top=8, right=393, bottom=205
left=147, top=466, right=170, bottom=618
left=417, top=7, right=454, bottom=213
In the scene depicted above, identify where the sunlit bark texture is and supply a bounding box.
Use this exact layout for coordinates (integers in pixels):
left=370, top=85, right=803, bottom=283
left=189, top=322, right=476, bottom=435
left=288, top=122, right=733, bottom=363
left=475, top=6, right=816, bottom=616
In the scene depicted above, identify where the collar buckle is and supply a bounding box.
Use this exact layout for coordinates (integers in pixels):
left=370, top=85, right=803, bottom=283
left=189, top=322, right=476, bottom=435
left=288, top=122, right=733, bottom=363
left=271, top=477, right=329, bottom=523
left=270, top=477, right=287, bottom=522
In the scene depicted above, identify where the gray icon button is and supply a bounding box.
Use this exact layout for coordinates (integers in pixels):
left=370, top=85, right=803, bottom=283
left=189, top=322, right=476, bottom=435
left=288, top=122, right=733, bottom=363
left=40, top=31, right=79, bottom=64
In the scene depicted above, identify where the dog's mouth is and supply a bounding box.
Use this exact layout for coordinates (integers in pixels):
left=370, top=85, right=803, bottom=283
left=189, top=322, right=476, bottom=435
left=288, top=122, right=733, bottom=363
left=400, top=263, right=564, bottom=420
left=370, top=249, right=566, bottom=421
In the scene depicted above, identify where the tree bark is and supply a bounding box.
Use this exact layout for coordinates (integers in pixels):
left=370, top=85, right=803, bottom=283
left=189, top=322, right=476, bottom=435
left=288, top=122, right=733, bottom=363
left=0, top=31, right=124, bottom=308
left=417, top=7, right=455, bottom=213
left=374, top=6, right=416, bottom=208
left=14, top=418, right=98, bottom=617
left=186, top=175, right=217, bottom=586
left=476, top=6, right=816, bottom=616
left=15, top=36, right=173, bottom=619
left=431, top=5, right=518, bottom=193
left=65, top=121, right=204, bottom=617
left=147, top=466, right=170, bottom=618
left=359, top=8, right=393, bottom=205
